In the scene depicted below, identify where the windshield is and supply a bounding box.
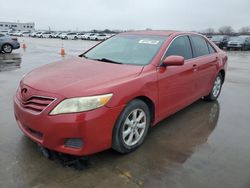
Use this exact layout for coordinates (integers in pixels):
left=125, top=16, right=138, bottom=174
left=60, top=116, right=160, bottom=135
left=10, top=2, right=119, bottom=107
left=84, top=35, right=166, bottom=65
left=211, top=35, right=224, bottom=41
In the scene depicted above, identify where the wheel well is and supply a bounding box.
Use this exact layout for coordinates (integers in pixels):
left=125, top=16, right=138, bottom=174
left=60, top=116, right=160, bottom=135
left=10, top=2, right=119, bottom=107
left=219, top=69, right=225, bottom=84
left=134, top=96, right=155, bottom=124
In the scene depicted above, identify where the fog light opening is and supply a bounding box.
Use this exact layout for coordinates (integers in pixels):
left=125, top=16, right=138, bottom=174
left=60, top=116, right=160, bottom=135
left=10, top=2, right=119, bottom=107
left=64, top=138, right=83, bottom=149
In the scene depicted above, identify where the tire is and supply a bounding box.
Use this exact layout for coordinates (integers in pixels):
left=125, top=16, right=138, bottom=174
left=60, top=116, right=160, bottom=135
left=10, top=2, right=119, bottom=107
left=2, top=43, right=13, bottom=53
left=65, top=37, right=68, bottom=40
left=204, top=73, right=223, bottom=101
left=74, top=36, right=77, bottom=40
left=112, top=99, right=150, bottom=154
left=49, top=35, right=52, bottom=38
left=242, top=45, right=247, bottom=51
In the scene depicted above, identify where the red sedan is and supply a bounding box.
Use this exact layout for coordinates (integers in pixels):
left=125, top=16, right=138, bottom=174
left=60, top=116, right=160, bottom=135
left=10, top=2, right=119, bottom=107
left=14, top=30, right=227, bottom=156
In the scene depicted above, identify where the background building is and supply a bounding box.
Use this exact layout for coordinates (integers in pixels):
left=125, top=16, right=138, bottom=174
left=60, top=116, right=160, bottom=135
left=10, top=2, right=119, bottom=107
left=0, top=21, right=35, bottom=31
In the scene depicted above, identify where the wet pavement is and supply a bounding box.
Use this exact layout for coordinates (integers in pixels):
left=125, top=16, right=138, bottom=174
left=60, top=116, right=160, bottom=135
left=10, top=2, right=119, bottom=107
left=1, top=37, right=250, bottom=188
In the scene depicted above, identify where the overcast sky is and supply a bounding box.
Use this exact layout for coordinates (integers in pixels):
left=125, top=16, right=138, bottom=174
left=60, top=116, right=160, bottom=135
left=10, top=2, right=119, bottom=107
left=0, top=0, right=249, bottom=31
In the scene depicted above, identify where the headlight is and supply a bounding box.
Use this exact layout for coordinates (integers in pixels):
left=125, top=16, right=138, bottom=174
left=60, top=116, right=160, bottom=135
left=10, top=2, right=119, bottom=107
left=50, top=93, right=113, bottom=115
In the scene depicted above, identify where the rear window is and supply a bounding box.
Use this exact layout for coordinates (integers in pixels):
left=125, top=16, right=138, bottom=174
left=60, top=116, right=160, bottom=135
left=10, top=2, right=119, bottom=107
left=191, top=35, right=210, bottom=57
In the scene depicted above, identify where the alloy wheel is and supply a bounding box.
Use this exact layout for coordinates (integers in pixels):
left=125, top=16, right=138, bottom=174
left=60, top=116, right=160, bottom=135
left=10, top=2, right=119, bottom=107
left=2, top=44, right=12, bottom=53
left=212, top=76, right=222, bottom=97
left=122, top=108, right=146, bottom=146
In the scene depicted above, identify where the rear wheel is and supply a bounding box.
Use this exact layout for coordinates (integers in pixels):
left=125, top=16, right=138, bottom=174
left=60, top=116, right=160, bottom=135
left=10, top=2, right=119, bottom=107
left=112, top=99, right=150, bottom=154
left=2, top=44, right=13, bottom=53
left=204, top=73, right=223, bottom=101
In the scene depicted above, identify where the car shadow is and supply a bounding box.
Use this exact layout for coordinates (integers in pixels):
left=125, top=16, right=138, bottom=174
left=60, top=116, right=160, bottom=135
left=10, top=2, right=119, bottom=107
left=18, top=100, right=220, bottom=171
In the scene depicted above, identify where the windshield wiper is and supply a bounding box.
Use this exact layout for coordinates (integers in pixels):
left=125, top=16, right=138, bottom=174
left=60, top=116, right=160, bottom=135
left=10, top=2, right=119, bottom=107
left=81, top=54, right=89, bottom=59
left=95, top=58, right=123, bottom=64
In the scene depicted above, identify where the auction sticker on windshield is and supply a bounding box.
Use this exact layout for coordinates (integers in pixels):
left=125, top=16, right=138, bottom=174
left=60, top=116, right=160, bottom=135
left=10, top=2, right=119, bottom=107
left=139, top=39, right=159, bottom=45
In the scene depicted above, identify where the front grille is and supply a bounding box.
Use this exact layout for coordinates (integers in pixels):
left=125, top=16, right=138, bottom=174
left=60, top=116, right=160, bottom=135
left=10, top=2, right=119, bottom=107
left=18, top=96, right=55, bottom=114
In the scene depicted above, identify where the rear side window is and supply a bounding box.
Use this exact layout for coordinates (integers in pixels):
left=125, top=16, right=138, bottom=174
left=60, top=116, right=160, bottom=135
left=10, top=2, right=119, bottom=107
left=207, top=42, right=216, bottom=54
left=191, top=35, right=210, bottom=57
left=164, top=36, right=192, bottom=60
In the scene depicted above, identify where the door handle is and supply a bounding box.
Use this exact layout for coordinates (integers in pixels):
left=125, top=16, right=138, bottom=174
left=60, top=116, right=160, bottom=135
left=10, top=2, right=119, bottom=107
left=193, top=64, right=198, bottom=72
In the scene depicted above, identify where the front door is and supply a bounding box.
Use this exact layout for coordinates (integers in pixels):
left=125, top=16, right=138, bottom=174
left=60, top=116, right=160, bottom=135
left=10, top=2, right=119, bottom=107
left=157, top=35, right=197, bottom=120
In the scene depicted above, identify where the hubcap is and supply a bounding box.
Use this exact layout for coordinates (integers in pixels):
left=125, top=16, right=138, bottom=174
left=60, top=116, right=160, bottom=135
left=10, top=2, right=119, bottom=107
left=212, top=76, right=222, bottom=97
left=122, top=109, right=146, bottom=146
left=3, top=44, right=12, bottom=53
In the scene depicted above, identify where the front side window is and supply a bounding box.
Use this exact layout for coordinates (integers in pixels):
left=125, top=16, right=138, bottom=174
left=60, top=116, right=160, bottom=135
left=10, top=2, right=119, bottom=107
left=164, top=36, right=193, bottom=60
left=84, top=35, right=166, bottom=65
left=191, top=35, right=210, bottom=57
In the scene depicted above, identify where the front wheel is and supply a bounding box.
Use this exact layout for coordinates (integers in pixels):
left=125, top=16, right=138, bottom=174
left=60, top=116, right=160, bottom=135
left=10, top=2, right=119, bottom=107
left=112, top=99, right=150, bottom=154
left=204, top=73, right=223, bottom=101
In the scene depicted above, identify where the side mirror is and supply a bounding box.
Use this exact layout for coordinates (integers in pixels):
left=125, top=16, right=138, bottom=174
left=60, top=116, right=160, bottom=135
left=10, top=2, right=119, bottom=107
left=162, top=55, right=184, bottom=66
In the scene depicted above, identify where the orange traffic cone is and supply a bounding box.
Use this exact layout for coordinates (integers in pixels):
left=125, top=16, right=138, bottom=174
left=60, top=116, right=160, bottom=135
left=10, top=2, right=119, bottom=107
left=60, top=45, right=65, bottom=57
left=22, top=42, right=27, bottom=49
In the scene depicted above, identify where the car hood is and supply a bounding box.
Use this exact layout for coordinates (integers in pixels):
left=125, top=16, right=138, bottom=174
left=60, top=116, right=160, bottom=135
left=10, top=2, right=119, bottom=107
left=211, top=39, right=222, bottom=42
left=228, top=40, right=243, bottom=44
left=22, top=57, right=143, bottom=97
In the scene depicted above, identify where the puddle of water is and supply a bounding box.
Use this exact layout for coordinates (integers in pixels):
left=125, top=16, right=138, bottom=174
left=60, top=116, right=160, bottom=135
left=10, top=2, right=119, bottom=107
left=0, top=53, right=22, bottom=72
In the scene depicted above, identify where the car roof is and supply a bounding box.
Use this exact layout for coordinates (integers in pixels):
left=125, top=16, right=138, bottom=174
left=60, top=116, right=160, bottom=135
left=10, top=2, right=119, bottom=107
left=119, top=30, right=196, bottom=37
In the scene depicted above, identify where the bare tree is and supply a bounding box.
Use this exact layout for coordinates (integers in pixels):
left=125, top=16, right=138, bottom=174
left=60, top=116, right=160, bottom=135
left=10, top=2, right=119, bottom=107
left=204, top=28, right=215, bottom=35
left=239, top=26, right=250, bottom=35
left=218, top=26, right=234, bottom=35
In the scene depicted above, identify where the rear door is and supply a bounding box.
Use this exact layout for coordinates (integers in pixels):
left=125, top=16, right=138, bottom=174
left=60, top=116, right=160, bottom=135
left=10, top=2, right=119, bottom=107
left=157, top=35, right=197, bottom=119
left=190, top=35, right=219, bottom=97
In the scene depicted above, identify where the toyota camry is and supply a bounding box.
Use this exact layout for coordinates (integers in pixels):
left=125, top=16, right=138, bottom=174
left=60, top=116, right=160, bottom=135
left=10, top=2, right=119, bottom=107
left=14, top=30, right=227, bottom=157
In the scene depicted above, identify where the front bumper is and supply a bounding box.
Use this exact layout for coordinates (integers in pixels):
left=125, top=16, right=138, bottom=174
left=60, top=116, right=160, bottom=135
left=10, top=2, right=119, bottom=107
left=227, top=44, right=243, bottom=48
left=14, top=95, right=125, bottom=156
